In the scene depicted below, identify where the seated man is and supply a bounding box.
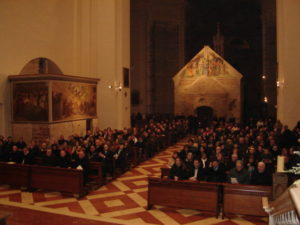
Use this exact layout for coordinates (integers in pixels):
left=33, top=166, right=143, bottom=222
left=21, top=147, right=36, bottom=165
left=188, top=159, right=206, bottom=181
left=113, top=143, right=128, bottom=172
left=185, top=152, right=194, bottom=173
left=168, top=157, right=189, bottom=181
left=228, top=160, right=250, bottom=184
left=57, top=150, right=71, bottom=168
left=207, top=159, right=227, bottom=182
left=251, top=161, right=272, bottom=186
left=99, top=144, right=114, bottom=177
left=41, top=148, right=57, bottom=167
left=8, top=145, right=23, bottom=163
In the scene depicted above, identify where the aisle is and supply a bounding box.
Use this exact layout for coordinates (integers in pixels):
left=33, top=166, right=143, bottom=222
left=0, top=138, right=267, bottom=225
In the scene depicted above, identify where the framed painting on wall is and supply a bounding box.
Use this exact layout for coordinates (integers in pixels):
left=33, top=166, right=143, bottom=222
left=12, top=82, right=49, bottom=122
left=52, top=81, right=97, bottom=121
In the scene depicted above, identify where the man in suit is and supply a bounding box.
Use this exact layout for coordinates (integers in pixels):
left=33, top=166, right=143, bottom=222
left=21, top=147, right=36, bottom=165
left=114, top=143, right=128, bottom=172
left=8, top=145, right=23, bottom=163
left=188, top=159, right=206, bottom=181
left=251, top=161, right=272, bottom=186
left=207, top=159, right=227, bottom=182
left=99, top=144, right=114, bottom=177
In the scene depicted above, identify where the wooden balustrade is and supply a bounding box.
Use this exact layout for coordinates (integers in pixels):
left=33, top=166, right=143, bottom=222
left=263, top=181, right=300, bottom=225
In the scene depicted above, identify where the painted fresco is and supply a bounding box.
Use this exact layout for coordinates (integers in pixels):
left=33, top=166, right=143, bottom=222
left=52, top=81, right=97, bottom=121
left=173, top=46, right=242, bottom=120
left=13, top=82, right=49, bottom=121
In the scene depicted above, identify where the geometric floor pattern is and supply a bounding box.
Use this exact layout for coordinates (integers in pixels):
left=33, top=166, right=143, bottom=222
left=0, top=138, right=268, bottom=225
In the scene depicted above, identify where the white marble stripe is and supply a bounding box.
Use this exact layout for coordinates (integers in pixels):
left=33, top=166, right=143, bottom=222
left=117, top=175, right=147, bottom=181
left=78, top=200, right=99, bottom=216
left=148, top=208, right=181, bottom=225
left=21, top=192, right=34, bottom=204
left=111, top=181, right=131, bottom=191
left=86, top=191, right=124, bottom=200
left=100, top=206, right=145, bottom=218
left=34, top=197, right=76, bottom=206
left=127, top=193, right=147, bottom=207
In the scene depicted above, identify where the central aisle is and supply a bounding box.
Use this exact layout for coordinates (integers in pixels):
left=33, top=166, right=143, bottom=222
left=0, top=138, right=267, bottom=225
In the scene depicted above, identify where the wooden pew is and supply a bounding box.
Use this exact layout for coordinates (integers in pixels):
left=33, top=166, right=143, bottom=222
left=0, top=162, right=30, bottom=188
left=223, top=183, right=272, bottom=217
left=88, top=161, right=103, bottom=188
left=30, top=165, right=84, bottom=197
left=148, top=177, right=220, bottom=217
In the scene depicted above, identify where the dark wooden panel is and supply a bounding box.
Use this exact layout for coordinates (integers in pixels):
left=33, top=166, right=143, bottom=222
left=30, top=166, right=84, bottom=196
left=223, top=183, right=272, bottom=217
left=148, top=177, right=219, bottom=216
left=0, top=162, right=30, bottom=187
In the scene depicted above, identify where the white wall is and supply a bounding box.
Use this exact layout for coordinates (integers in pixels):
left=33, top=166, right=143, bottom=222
left=0, top=0, right=130, bottom=137
left=277, top=0, right=300, bottom=129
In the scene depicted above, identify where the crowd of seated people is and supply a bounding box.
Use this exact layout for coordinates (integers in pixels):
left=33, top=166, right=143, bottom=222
left=0, top=117, right=188, bottom=182
left=168, top=118, right=300, bottom=186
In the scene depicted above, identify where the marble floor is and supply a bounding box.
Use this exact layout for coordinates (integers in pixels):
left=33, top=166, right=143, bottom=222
left=0, top=139, right=268, bottom=225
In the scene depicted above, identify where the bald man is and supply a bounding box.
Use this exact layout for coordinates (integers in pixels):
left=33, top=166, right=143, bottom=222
left=250, top=162, right=272, bottom=186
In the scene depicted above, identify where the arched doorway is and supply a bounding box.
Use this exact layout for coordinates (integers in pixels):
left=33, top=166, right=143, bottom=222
left=195, top=106, right=214, bottom=127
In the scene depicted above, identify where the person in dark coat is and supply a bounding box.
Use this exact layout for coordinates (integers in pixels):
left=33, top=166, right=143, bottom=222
left=228, top=160, right=250, bottom=184
left=207, top=160, right=227, bottom=182
left=21, top=147, right=36, bottom=165
left=251, top=162, right=272, bottom=186
left=57, top=150, right=71, bottom=168
left=114, top=144, right=128, bottom=172
left=41, top=148, right=57, bottom=167
left=168, top=157, right=189, bottom=180
left=8, top=145, right=23, bottom=163
left=188, top=159, right=206, bottom=181
left=99, top=144, right=114, bottom=176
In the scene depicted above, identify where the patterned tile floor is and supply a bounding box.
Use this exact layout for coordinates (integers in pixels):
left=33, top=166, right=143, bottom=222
left=0, top=139, right=268, bottom=225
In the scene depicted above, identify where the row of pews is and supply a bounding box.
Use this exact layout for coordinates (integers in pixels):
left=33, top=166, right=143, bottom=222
left=0, top=161, right=103, bottom=197
left=148, top=175, right=273, bottom=218
left=0, top=133, right=182, bottom=198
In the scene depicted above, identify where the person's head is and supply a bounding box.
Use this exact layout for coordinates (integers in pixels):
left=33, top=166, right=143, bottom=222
left=46, top=148, right=52, bottom=157
left=263, top=147, right=270, bottom=154
left=12, top=145, right=18, bottom=152
left=103, top=144, right=109, bottom=151
left=201, top=153, right=207, bottom=160
left=235, top=160, right=244, bottom=171
left=41, top=142, right=47, bottom=149
left=231, top=154, right=238, bottom=162
left=175, top=157, right=182, bottom=167
left=90, top=145, right=96, bottom=153
left=23, top=147, right=29, bottom=154
left=212, top=160, right=219, bottom=168
left=187, top=152, right=193, bottom=161
left=249, top=146, right=256, bottom=154
left=60, top=150, right=67, bottom=157
left=193, top=159, right=200, bottom=169
left=78, top=151, right=85, bottom=159
left=257, top=161, right=266, bottom=173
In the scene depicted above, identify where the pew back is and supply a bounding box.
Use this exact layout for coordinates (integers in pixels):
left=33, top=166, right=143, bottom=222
left=30, top=165, right=84, bottom=196
left=0, top=162, right=30, bottom=187
left=223, top=183, right=272, bottom=217
left=148, top=177, right=220, bottom=216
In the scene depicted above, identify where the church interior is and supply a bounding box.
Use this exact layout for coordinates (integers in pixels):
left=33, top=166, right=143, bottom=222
left=0, top=0, right=300, bottom=224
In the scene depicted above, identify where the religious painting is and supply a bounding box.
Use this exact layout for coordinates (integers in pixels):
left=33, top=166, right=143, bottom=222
left=13, top=82, right=49, bottom=122
left=52, top=81, right=97, bottom=121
